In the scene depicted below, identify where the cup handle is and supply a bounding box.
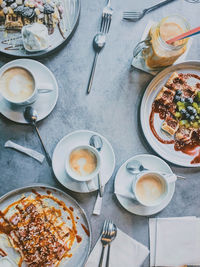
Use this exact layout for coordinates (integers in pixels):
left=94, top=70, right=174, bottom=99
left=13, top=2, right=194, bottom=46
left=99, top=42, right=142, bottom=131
left=37, top=82, right=54, bottom=93
left=133, top=37, right=151, bottom=58
left=162, top=173, right=177, bottom=183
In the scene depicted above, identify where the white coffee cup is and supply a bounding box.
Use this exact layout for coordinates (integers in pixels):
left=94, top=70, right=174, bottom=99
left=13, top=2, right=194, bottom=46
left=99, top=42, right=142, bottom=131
left=65, top=145, right=101, bottom=182
left=132, top=171, right=177, bottom=207
left=0, top=66, right=53, bottom=105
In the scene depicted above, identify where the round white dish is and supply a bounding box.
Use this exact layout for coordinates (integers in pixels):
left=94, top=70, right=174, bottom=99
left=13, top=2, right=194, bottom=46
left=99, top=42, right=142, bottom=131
left=0, top=59, right=58, bottom=124
left=140, top=61, right=200, bottom=167
left=52, top=130, right=116, bottom=193
left=114, top=154, right=175, bottom=216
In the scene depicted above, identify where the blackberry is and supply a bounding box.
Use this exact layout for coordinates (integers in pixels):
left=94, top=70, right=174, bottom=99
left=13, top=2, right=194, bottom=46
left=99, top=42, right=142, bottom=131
left=43, top=3, right=54, bottom=14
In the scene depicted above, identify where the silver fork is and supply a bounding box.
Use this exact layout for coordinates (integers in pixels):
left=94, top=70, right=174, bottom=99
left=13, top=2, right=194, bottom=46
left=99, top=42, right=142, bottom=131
left=123, top=0, right=176, bottom=22
left=105, top=221, right=117, bottom=267
left=98, top=220, right=113, bottom=267
left=86, top=1, right=113, bottom=94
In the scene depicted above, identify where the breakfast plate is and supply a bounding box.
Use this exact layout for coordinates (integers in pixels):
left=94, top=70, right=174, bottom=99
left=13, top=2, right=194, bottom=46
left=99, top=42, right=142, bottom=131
left=0, top=0, right=80, bottom=57
left=0, top=59, right=58, bottom=123
left=52, top=130, right=116, bottom=193
left=140, top=61, right=200, bottom=167
left=0, top=184, right=91, bottom=267
left=114, top=154, right=175, bottom=216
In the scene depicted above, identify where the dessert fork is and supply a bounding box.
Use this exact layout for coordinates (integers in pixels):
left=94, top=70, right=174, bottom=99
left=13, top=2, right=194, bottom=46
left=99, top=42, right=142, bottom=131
left=123, top=0, right=176, bottom=22
left=87, top=0, right=113, bottom=94
left=99, top=220, right=116, bottom=267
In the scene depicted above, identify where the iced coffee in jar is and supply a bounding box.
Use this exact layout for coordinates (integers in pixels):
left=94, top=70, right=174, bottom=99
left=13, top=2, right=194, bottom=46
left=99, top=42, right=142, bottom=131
left=142, top=15, right=190, bottom=70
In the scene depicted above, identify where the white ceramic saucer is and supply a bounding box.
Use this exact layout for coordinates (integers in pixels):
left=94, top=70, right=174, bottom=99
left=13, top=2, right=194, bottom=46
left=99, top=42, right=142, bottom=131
left=52, top=130, right=116, bottom=193
left=114, top=154, right=175, bottom=216
left=0, top=59, right=58, bottom=124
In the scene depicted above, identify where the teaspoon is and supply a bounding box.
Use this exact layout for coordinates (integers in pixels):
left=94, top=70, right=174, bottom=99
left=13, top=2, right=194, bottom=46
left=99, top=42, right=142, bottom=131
left=24, top=106, right=52, bottom=167
left=89, top=135, right=103, bottom=197
left=126, top=159, right=185, bottom=179
left=87, top=33, right=106, bottom=94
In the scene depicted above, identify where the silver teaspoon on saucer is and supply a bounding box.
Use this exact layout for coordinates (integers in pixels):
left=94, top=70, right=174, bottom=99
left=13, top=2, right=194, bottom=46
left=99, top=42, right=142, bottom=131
left=126, top=160, right=185, bottom=179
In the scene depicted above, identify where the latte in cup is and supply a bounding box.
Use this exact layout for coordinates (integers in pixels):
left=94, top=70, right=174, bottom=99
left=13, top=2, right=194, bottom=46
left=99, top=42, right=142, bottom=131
left=135, top=173, right=166, bottom=206
left=69, top=148, right=97, bottom=177
left=0, top=67, right=35, bottom=103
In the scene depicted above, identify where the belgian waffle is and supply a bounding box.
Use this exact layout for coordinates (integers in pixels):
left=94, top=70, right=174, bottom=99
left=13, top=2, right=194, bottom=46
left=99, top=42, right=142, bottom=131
left=0, top=0, right=62, bottom=34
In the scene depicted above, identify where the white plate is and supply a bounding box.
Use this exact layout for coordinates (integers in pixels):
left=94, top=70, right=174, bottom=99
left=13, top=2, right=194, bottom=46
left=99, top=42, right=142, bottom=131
left=52, top=130, right=115, bottom=193
left=140, top=61, right=200, bottom=167
left=0, top=59, right=58, bottom=124
left=114, top=154, right=175, bottom=216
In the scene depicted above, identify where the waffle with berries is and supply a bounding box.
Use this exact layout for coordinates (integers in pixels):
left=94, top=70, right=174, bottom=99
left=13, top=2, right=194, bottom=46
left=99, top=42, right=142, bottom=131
left=0, top=0, right=63, bottom=34
left=150, top=72, right=200, bottom=154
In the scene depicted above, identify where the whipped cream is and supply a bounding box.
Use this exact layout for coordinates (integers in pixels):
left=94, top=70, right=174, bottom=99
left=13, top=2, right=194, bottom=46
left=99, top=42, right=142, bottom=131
left=22, top=23, right=49, bottom=52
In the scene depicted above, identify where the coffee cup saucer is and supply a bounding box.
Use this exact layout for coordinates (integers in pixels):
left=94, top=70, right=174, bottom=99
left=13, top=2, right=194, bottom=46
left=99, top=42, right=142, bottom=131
left=0, top=59, right=58, bottom=124
left=114, top=154, right=175, bottom=216
left=52, top=130, right=115, bottom=193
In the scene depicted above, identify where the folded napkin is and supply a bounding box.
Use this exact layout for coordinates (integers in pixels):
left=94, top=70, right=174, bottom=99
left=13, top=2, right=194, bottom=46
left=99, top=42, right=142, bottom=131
left=85, top=228, right=149, bottom=267
left=149, top=217, right=200, bottom=266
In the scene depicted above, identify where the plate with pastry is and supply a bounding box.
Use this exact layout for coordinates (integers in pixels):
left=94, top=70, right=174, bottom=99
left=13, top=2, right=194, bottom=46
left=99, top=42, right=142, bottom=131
left=140, top=61, right=200, bottom=167
left=0, top=184, right=91, bottom=266
left=0, top=0, right=80, bottom=57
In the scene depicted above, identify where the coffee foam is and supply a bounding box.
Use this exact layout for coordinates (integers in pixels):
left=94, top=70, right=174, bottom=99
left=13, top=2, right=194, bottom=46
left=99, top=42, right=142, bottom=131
left=136, top=174, right=165, bottom=205
left=0, top=67, right=34, bottom=102
left=69, top=148, right=97, bottom=177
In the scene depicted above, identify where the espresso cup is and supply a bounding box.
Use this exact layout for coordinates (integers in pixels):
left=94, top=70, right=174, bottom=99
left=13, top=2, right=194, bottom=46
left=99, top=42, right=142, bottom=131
left=65, top=145, right=101, bottom=182
left=0, top=66, right=53, bottom=105
left=132, top=171, right=177, bottom=207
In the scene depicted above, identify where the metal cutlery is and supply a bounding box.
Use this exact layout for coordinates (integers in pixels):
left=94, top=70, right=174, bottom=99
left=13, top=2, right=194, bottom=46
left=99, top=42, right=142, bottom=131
left=126, top=160, right=186, bottom=179
left=87, top=0, right=113, bottom=94
left=90, top=135, right=103, bottom=197
left=99, top=220, right=117, bottom=267
left=123, top=0, right=176, bottom=22
left=90, top=135, right=104, bottom=215
left=105, top=221, right=117, bottom=267
left=24, top=106, right=52, bottom=167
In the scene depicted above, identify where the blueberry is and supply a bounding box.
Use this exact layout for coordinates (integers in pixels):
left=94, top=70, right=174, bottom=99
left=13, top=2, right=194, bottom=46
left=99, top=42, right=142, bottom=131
left=43, top=3, right=54, bottom=14
left=21, top=7, right=35, bottom=19
left=185, top=112, right=190, bottom=119
left=176, top=90, right=182, bottom=96
left=174, top=95, right=181, bottom=102
left=180, top=109, right=186, bottom=115
left=14, top=5, right=24, bottom=14
left=5, top=0, right=14, bottom=3
left=185, top=98, right=193, bottom=104
left=189, top=115, right=195, bottom=121
left=187, top=106, right=194, bottom=114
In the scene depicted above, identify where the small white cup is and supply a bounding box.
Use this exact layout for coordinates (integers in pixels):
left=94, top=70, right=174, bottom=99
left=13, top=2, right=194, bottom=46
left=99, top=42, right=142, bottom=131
left=0, top=66, right=53, bottom=105
left=65, top=145, right=101, bottom=182
left=132, top=171, right=177, bottom=207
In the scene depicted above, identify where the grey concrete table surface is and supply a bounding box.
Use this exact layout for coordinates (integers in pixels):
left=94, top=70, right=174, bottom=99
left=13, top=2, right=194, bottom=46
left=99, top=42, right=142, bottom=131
left=0, top=0, right=200, bottom=266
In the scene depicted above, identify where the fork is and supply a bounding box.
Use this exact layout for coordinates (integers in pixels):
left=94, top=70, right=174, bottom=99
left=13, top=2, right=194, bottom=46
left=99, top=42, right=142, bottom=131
left=86, top=1, right=113, bottom=94
left=98, top=220, right=112, bottom=267
left=123, top=0, right=176, bottom=22
left=105, top=221, right=117, bottom=267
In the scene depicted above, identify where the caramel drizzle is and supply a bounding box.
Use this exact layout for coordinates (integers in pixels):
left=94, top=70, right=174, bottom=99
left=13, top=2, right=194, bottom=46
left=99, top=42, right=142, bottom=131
left=0, top=191, right=79, bottom=266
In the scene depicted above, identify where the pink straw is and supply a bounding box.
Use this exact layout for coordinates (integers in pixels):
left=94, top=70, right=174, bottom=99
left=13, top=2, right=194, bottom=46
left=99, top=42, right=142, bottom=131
left=166, top=26, right=200, bottom=44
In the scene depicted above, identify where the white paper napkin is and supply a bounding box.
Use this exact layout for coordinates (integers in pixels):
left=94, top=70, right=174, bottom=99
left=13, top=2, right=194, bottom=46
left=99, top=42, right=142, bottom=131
left=85, top=228, right=149, bottom=267
left=149, top=217, right=200, bottom=266
left=5, top=140, right=45, bottom=163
